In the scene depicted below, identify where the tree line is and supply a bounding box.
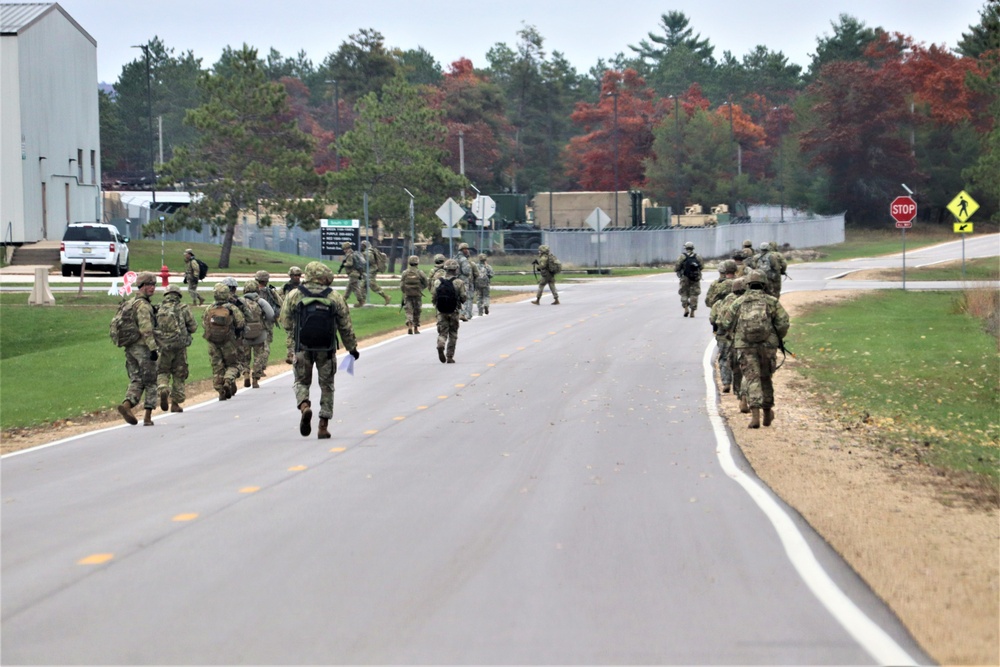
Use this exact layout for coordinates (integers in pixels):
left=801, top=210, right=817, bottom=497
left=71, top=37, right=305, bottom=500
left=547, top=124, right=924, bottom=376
left=99, top=7, right=1000, bottom=266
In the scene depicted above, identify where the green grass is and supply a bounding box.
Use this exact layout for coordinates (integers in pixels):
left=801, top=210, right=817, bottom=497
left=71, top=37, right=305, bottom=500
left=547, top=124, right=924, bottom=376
left=789, top=290, right=999, bottom=487
left=805, top=225, right=957, bottom=262
left=868, top=256, right=1000, bottom=282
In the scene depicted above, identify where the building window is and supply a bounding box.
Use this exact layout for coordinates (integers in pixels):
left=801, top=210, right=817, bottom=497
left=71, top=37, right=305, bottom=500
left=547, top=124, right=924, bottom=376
left=90, top=150, right=96, bottom=184
left=77, top=149, right=83, bottom=181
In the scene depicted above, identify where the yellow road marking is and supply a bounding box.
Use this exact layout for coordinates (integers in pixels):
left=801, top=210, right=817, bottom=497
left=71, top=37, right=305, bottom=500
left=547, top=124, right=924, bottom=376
left=438, top=395, right=448, bottom=399
left=172, top=513, right=198, bottom=522
left=470, top=373, right=480, bottom=377
left=517, top=346, right=526, bottom=350
left=288, top=465, right=307, bottom=472
left=364, top=429, right=378, bottom=435
left=487, top=363, right=496, bottom=367
left=534, top=339, right=542, bottom=342
left=393, top=416, right=405, bottom=421
left=78, top=553, right=113, bottom=565
left=417, top=406, right=428, bottom=410
left=500, top=354, right=509, bottom=358
left=330, top=447, right=347, bottom=453
left=454, top=384, right=465, bottom=388
left=239, top=487, right=260, bottom=493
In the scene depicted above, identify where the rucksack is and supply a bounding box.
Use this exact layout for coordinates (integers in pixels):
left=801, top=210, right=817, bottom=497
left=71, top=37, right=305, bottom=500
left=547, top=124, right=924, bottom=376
left=155, top=300, right=192, bottom=349
left=109, top=298, right=142, bottom=347
left=295, top=286, right=338, bottom=352
left=434, top=277, right=459, bottom=314
left=375, top=250, right=388, bottom=272
left=757, top=252, right=780, bottom=284
left=196, top=259, right=209, bottom=280
left=474, top=265, right=491, bottom=288
left=242, top=299, right=265, bottom=343
left=401, top=268, right=425, bottom=297
left=681, top=253, right=702, bottom=280
left=549, top=255, right=562, bottom=275
left=736, top=295, right=772, bottom=344
left=204, top=305, right=234, bottom=344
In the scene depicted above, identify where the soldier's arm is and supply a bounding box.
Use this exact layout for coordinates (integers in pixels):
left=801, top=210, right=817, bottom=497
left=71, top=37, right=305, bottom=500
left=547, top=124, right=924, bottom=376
left=332, top=295, right=358, bottom=352
left=773, top=300, right=790, bottom=338
left=231, top=304, right=246, bottom=330
left=278, top=294, right=296, bottom=332
left=135, top=301, right=157, bottom=350
left=185, top=308, right=198, bottom=333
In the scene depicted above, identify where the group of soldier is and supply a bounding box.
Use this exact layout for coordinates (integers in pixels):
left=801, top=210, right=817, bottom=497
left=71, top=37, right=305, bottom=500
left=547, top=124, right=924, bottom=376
left=699, top=239, right=791, bottom=429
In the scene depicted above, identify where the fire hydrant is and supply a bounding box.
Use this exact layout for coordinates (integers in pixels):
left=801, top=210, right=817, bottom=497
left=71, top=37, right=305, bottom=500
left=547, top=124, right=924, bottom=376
left=159, top=265, right=171, bottom=287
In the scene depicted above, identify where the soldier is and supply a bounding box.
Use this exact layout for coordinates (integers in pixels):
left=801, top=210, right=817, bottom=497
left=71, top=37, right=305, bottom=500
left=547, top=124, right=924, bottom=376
left=154, top=285, right=198, bottom=412
left=115, top=272, right=159, bottom=426
left=283, top=266, right=303, bottom=362
left=746, top=241, right=783, bottom=298
left=721, top=270, right=789, bottom=428
left=715, top=276, right=747, bottom=398
left=280, top=261, right=360, bottom=439
left=340, top=241, right=367, bottom=308
left=675, top=241, right=703, bottom=317
left=428, top=254, right=447, bottom=285
left=362, top=240, right=392, bottom=305
left=254, top=270, right=283, bottom=372
left=768, top=241, right=788, bottom=298
left=474, top=253, right=494, bottom=316
left=399, top=254, right=428, bottom=335
left=741, top=239, right=754, bottom=260
left=530, top=244, right=561, bottom=305
left=223, top=277, right=253, bottom=386
left=732, top=250, right=748, bottom=278
left=431, top=258, right=468, bottom=363
left=182, top=249, right=204, bottom=306
left=453, top=242, right=478, bottom=320
left=203, top=283, right=245, bottom=401
left=705, top=259, right=737, bottom=310
left=241, top=280, right=274, bottom=389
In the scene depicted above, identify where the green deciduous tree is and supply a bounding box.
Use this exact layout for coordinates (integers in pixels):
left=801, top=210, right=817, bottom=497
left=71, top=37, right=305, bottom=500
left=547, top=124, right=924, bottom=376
left=162, top=45, right=324, bottom=268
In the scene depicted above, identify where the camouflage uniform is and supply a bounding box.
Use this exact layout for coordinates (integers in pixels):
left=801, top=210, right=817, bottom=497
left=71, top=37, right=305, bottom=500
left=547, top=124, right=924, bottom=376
left=362, top=242, right=392, bottom=305
left=242, top=280, right=275, bottom=388
left=399, top=255, right=428, bottom=334
left=454, top=243, right=478, bottom=320
left=427, top=254, right=446, bottom=285
left=282, top=266, right=303, bottom=362
left=715, top=278, right=748, bottom=400
left=204, top=283, right=246, bottom=400
left=706, top=261, right=737, bottom=393
left=183, top=250, right=204, bottom=305
left=675, top=242, right=703, bottom=316
left=531, top=245, right=560, bottom=305
left=745, top=241, right=785, bottom=298
left=341, top=242, right=367, bottom=307
left=474, top=254, right=494, bottom=316
left=431, top=259, right=467, bottom=363
left=118, top=272, right=159, bottom=425
left=705, top=259, right=737, bottom=309
left=721, top=270, right=790, bottom=428
left=155, top=285, right=198, bottom=411
left=280, top=261, right=359, bottom=439
left=741, top=239, right=754, bottom=261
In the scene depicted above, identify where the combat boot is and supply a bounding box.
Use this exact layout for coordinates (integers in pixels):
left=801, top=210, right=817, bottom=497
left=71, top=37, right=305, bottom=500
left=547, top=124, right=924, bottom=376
left=143, top=408, right=154, bottom=426
left=722, top=384, right=731, bottom=393
left=218, top=388, right=228, bottom=401
left=407, top=325, right=413, bottom=335
left=763, top=408, right=774, bottom=427
left=299, top=400, right=313, bottom=437
left=414, top=325, right=420, bottom=334
left=285, top=351, right=295, bottom=364
left=739, top=396, right=750, bottom=414
left=437, top=347, right=446, bottom=363
left=383, top=294, right=392, bottom=305
left=117, top=400, right=138, bottom=425
left=552, top=298, right=560, bottom=305
left=689, top=308, right=696, bottom=317
left=252, top=377, right=260, bottom=389
left=531, top=299, right=540, bottom=305
left=159, top=387, right=169, bottom=411
left=484, top=306, right=489, bottom=314
left=170, top=402, right=183, bottom=413
left=317, top=418, right=331, bottom=439
left=683, top=307, right=689, bottom=317
left=229, top=379, right=238, bottom=397
left=244, top=374, right=251, bottom=388
left=749, top=407, right=761, bottom=429
left=446, top=357, right=455, bottom=363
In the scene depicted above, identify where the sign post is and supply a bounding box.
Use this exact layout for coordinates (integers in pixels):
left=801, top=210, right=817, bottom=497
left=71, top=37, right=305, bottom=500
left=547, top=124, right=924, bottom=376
left=947, top=190, right=979, bottom=281
left=890, top=195, right=917, bottom=290
left=586, top=207, right=612, bottom=274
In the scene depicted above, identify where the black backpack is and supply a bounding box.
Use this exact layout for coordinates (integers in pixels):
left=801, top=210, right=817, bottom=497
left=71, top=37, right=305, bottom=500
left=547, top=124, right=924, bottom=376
left=196, top=259, right=209, bottom=280
left=295, top=286, right=338, bottom=352
left=435, top=277, right=459, bottom=314
left=681, top=253, right=702, bottom=280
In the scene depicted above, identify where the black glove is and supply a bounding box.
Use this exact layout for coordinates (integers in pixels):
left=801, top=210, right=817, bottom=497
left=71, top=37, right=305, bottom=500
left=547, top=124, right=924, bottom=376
left=350, top=349, right=360, bottom=360
left=712, top=323, right=718, bottom=333
left=149, top=350, right=158, bottom=361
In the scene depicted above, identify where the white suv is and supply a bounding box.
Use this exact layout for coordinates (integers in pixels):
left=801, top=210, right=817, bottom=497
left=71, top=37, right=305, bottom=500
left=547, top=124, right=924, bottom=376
left=60, top=223, right=130, bottom=277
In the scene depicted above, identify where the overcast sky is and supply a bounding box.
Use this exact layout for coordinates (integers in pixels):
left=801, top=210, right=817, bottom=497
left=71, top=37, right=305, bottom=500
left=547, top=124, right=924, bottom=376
left=55, top=0, right=987, bottom=85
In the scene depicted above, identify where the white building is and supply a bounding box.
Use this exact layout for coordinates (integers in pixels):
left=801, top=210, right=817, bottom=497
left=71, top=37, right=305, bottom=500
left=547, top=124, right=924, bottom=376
left=1, top=2, right=100, bottom=243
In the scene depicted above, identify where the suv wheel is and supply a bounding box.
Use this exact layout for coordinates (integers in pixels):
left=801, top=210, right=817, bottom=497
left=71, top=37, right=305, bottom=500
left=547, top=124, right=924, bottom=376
left=61, top=264, right=71, bottom=277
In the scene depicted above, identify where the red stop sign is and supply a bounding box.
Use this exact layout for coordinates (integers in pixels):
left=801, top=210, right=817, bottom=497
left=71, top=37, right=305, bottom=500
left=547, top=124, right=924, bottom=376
left=890, top=196, right=917, bottom=223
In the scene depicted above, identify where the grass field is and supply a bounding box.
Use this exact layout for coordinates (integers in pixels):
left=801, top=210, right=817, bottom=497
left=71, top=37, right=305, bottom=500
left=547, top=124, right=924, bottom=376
left=805, top=225, right=960, bottom=262
left=855, top=256, right=999, bottom=282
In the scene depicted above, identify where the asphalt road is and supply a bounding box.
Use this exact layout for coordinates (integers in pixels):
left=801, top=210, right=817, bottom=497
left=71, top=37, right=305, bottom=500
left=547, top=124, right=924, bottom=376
left=5, top=238, right=993, bottom=664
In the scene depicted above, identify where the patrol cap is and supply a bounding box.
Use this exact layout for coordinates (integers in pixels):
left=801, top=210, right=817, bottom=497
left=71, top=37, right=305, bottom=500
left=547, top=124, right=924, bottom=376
left=341, top=241, right=353, bottom=250
left=184, top=248, right=194, bottom=255
left=288, top=266, right=302, bottom=276
left=255, top=270, right=270, bottom=283
left=135, top=272, right=157, bottom=287
left=408, top=255, right=419, bottom=265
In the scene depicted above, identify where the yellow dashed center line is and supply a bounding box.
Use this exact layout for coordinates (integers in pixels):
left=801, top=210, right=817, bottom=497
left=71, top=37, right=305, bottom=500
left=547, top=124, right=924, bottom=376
left=393, top=416, right=405, bottom=421
left=364, top=429, right=378, bottom=435
left=78, top=553, right=113, bottom=565
left=417, top=406, right=428, bottom=410
left=240, top=487, right=260, bottom=493
left=172, top=513, right=198, bottom=522
left=454, top=383, right=465, bottom=388
left=288, top=465, right=307, bottom=472
left=330, top=447, right=346, bottom=453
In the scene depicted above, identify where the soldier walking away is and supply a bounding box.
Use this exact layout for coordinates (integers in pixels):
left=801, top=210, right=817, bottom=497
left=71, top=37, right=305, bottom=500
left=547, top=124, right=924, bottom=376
left=531, top=245, right=561, bottom=305
left=474, top=253, right=494, bottom=315
left=428, top=254, right=447, bottom=285
left=454, top=242, right=478, bottom=320
left=340, top=242, right=367, bottom=307
left=254, top=270, right=284, bottom=374
left=746, top=241, right=784, bottom=298
left=705, top=259, right=736, bottom=310
left=154, top=285, right=198, bottom=412
left=112, top=272, right=160, bottom=425
left=431, top=259, right=467, bottom=363
left=283, top=266, right=303, bottom=362
left=399, top=255, right=428, bottom=334
left=203, top=283, right=245, bottom=401
left=714, top=276, right=747, bottom=398
left=280, top=261, right=359, bottom=439
left=223, top=277, right=252, bottom=392
left=242, top=281, right=275, bottom=388
left=362, top=241, right=393, bottom=305
left=183, top=249, right=205, bottom=306
left=675, top=241, right=703, bottom=317
left=721, top=270, right=789, bottom=428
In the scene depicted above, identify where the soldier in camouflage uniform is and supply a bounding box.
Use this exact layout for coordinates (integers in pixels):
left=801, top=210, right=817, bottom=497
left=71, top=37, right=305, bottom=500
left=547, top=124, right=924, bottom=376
left=705, top=259, right=737, bottom=310
left=117, top=272, right=160, bottom=426
left=741, top=239, right=754, bottom=260
left=675, top=241, right=702, bottom=317
left=453, top=242, right=478, bottom=320
left=768, top=241, right=788, bottom=298
left=204, top=283, right=245, bottom=401
left=431, top=259, right=468, bottom=363
left=721, top=270, right=790, bottom=429
left=362, top=241, right=392, bottom=305
left=399, top=255, right=428, bottom=334
left=282, top=266, right=303, bottom=362
left=254, top=270, right=283, bottom=373
left=242, top=280, right=275, bottom=389
left=183, top=249, right=204, bottom=306
left=280, top=261, right=360, bottom=439
left=223, top=277, right=253, bottom=385
left=715, top=276, right=747, bottom=398
left=474, top=253, right=494, bottom=316
left=745, top=241, right=785, bottom=298
left=428, top=254, right=447, bottom=285
left=341, top=241, right=367, bottom=307
left=154, top=285, right=198, bottom=412
left=530, top=245, right=560, bottom=305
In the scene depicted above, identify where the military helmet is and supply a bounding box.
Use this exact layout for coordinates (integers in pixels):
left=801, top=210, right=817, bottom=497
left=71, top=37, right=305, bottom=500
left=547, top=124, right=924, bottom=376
left=408, top=255, right=419, bottom=266
left=684, top=241, right=694, bottom=250
left=538, top=245, right=550, bottom=254
left=304, top=260, right=334, bottom=285
left=458, top=242, right=469, bottom=251
left=731, top=277, right=747, bottom=293
left=748, top=269, right=767, bottom=286
left=478, top=253, right=487, bottom=262
left=255, top=270, right=270, bottom=283
left=164, top=284, right=182, bottom=296
left=135, top=272, right=157, bottom=287
left=770, top=241, right=779, bottom=251
left=243, top=280, right=259, bottom=294
left=433, top=254, right=446, bottom=266
left=288, top=266, right=302, bottom=276
left=758, top=241, right=770, bottom=251
left=360, top=240, right=369, bottom=249
left=223, top=277, right=239, bottom=289
left=443, top=259, right=459, bottom=272
left=213, top=283, right=231, bottom=301
left=720, top=259, right=737, bottom=274
left=743, top=239, right=753, bottom=248
left=341, top=241, right=353, bottom=250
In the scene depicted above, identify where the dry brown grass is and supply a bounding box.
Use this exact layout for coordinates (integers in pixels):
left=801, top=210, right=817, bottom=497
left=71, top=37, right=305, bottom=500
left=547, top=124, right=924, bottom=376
left=958, top=282, right=1000, bottom=343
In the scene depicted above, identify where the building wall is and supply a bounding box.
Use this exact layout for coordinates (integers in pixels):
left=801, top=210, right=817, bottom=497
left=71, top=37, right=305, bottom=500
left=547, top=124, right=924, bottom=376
left=1, top=5, right=100, bottom=243
left=1, top=34, right=24, bottom=242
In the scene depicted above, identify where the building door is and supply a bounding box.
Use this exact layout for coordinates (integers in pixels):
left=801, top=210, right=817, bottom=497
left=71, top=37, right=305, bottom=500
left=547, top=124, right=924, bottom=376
left=41, top=182, right=48, bottom=239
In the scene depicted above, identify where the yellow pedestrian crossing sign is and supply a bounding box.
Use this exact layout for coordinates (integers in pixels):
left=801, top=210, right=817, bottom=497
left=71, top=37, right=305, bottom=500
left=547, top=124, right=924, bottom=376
left=947, top=190, right=979, bottom=222
left=954, top=222, right=973, bottom=233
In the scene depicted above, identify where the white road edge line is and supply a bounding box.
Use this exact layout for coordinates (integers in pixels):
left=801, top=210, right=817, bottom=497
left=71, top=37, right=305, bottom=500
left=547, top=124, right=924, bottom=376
left=702, top=341, right=917, bottom=666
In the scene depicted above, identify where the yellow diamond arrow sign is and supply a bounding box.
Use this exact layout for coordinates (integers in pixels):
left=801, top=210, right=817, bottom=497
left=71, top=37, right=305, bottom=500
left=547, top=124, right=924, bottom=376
left=947, top=190, right=979, bottom=222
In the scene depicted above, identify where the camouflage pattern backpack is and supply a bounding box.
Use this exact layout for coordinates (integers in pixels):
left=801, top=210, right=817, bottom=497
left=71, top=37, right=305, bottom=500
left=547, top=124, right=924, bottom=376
left=155, top=300, right=192, bottom=349
left=241, top=298, right=265, bottom=343
left=736, top=293, right=772, bottom=344
left=401, top=268, right=425, bottom=297
left=204, top=305, right=234, bottom=343
left=109, top=298, right=141, bottom=347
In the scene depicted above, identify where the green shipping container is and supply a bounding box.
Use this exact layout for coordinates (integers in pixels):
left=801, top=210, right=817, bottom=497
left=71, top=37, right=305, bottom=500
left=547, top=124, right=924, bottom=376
left=490, top=194, right=528, bottom=225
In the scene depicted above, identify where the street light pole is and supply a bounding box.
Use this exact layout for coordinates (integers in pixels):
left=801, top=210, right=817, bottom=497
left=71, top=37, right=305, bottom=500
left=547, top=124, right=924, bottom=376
left=132, top=44, right=158, bottom=262
left=673, top=94, right=681, bottom=225
left=605, top=89, right=620, bottom=228
left=404, top=188, right=415, bottom=258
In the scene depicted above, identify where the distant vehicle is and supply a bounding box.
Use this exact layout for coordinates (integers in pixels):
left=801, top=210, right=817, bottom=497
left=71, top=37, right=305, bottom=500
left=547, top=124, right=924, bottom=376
left=60, top=223, right=130, bottom=276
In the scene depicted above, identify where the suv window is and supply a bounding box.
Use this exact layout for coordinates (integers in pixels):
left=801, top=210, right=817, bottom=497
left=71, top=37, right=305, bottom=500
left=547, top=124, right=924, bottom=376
left=63, top=226, right=113, bottom=242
